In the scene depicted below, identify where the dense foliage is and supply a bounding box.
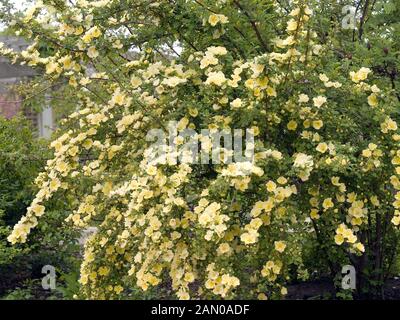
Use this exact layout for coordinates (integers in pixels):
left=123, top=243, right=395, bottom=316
left=0, top=0, right=399, bottom=299
left=0, top=116, right=78, bottom=299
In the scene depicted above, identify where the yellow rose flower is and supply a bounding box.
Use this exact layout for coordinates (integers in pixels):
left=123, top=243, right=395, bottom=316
left=368, top=93, right=378, bottom=107
left=312, top=120, right=323, bottom=130
left=287, top=120, right=298, bottom=131
left=316, top=142, right=328, bottom=153
left=208, top=14, right=220, bottom=26
left=274, top=241, right=286, bottom=253
left=334, top=234, right=344, bottom=245
left=322, top=198, right=334, bottom=210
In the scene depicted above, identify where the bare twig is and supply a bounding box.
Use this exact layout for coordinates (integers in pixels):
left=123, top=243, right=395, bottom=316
left=232, top=0, right=270, bottom=52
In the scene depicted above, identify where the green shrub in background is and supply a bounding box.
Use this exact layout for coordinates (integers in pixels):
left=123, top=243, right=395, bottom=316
left=0, top=115, right=79, bottom=299
left=1, top=0, right=400, bottom=300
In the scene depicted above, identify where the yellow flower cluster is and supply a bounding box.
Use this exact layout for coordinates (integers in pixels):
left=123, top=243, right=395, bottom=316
left=261, top=260, right=283, bottom=282
left=82, top=26, right=102, bottom=43
left=293, top=153, right=314, bottom=181
left=200, top=46, right=227, bottom=69
left=335, top=224, right=364, bottom=252
left=350, top=67, right=371, bottom=83
left=381, top=117, right=398, bottom=133
left=208, top=14, right=229, bottom=27
left=197, top=201, right=229, bottom=240
left=205, top=263, right=240, bottom=298
left=361, top=143, right=383, bottom=172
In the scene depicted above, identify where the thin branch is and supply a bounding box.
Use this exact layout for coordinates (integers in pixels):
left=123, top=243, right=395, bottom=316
left=232, top=0, right=270, bottom=52
left=358, top=0, right=371, bottom=41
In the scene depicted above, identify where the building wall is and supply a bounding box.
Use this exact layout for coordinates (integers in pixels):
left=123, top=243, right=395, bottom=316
left=0, top=36, right=53, bottom=138
left=0, top=93, right=21, bottom=118
left=0, top=76, right=22, bottom=118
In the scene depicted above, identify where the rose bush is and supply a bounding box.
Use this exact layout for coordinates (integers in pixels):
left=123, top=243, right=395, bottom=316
left=1, top=0, right=399, bottom=299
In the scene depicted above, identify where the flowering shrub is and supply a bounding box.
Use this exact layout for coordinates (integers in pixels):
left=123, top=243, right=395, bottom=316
left=1, top=0, right=399, bottom=299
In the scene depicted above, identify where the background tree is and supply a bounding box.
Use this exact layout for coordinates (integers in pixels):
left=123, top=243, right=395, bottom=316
left=0, top=116, right=79, bottom=299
